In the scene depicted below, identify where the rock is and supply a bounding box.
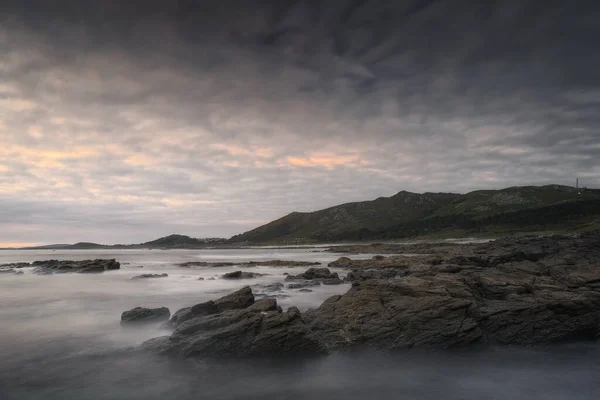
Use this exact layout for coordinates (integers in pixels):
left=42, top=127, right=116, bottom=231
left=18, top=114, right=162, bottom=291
left=0, top=268, right=24, bottom=275
left=285, top=267, right=340, bottom=282
left=208, top=277, right=216, bottom=280
left=222, top=271, right=265, bottom=279
left=288, top=281, right=320, bottom=289
left=214, top=286, right=255, bottom=310
left=298, top=289, right=313, bottom=293
left=346, top=268, right=403, bottom=282
left=197, top=277, right=205, bottom=281
left=30, top=259, right=120, bottom=274
left=244, top=260, right=321, bottom=267
left=327, top=257, right=353, bottom=268
left=178, top=260, right=320, bottom=268
left=168, top=286, right=256, bottom=328
left=0, top=262, right=30, bottom=269
left=302, top=267, right=336, bottom=279
left=178, top=261, right=236, bottom=268
left=145, top=233, right=600, bottom=356
left=121, top=307, right=171, bottom=326
left=261, top=282, right=284, bottom=291
left=131, top=273, right=168, bottom=280
left=246, top=297, right=279, bottom=312
left=322, top=277, right=343, bottom=285
left=308, top=257, right=600, bottom=350
left=142, top=290, right=325, bottom=358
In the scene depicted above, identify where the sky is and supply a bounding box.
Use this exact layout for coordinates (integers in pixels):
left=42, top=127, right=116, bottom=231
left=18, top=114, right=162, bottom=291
left=1, top=0, right=599, bottom=246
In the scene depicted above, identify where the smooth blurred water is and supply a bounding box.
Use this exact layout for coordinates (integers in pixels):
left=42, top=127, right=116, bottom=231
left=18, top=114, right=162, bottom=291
left=1, top=248, right=599, bottom=399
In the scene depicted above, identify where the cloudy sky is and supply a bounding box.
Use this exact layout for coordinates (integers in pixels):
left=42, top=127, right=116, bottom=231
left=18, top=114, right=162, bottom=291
left=1, top=0, right=599, bottom=246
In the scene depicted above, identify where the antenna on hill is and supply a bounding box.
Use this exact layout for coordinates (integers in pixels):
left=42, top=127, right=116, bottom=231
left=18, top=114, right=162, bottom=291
left=576, top=178, right=579, bottom=189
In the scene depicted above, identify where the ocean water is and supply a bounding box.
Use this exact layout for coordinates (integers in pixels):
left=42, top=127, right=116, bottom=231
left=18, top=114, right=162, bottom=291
left=1, top=248, right=599, bottom=399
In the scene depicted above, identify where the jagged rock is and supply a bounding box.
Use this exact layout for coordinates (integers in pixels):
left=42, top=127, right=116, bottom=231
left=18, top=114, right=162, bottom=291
left=29, top=259, right=120, bottom=274
left=142, top=290, right=324, bottom=358
left=121, top=307, right=171, bottom=326
left=168, top=286, right=256, bottom=328
left=131, top=273, right=168, bottom=280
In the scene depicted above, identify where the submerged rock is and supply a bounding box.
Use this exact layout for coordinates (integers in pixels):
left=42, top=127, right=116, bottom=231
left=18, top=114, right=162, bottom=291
left=131, top=273, right=168, bottom=280
left=121, top=307, right=171, bottom=326
left=0, top=269, right=24, bottom=275
left=222, top=271, right=266, bottom=279
left=287, top=281, right=320, bottom=289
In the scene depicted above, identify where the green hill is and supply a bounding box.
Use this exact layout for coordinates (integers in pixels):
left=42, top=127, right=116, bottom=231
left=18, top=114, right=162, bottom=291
left=229, top=185, right=600, bottom=244
left=141, top=234, right=205, bottom=248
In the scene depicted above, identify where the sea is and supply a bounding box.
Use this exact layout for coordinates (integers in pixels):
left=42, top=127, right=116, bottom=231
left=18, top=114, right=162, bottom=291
left=0, top=248, right=599, bottom=400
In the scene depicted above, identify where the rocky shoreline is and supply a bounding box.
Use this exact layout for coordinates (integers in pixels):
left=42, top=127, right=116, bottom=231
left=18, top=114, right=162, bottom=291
left=0, top=259, right=121, bottom=274
left=134, top=231, right=600, bottom=358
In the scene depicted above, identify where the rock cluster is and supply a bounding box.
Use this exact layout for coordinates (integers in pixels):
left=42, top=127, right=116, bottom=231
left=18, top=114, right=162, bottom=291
left=178, top=260, right=320, bottom=268
left=29, top=259, right=121, bottom=274
left=141, top=287, right=325, bottom=358
left=131, top=232, right=600, bottom=358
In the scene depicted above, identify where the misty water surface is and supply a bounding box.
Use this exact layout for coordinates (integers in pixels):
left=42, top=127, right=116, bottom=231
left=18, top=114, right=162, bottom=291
left=1, top=249, right=599, bottom=400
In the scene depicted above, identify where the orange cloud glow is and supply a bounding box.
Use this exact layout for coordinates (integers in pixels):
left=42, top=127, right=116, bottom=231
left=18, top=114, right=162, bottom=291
left=286, top=153, right=362, bottom=168
left=0, top=242, right=39, bottom=249
left=212, top=143, right=273, bottom=158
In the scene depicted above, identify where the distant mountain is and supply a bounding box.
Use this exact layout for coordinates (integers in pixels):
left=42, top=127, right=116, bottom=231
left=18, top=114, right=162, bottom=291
left=25, top=244, right=72, bottom=249
left=65, top=242, right=106, bottom=249
left=141, top=234, right=211, bottom=248
left=229, top=185, right=600, bottom=243
left=10, top=235, right=227, bottom=250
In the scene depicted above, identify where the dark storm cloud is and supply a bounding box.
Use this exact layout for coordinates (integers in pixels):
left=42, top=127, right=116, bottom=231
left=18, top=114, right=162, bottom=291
left=0, top=0, right=599, bottom=245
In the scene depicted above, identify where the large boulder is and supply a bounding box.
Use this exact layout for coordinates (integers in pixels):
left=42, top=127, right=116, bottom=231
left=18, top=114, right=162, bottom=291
left=121, top=307, right=171, bottom=326
left=142, top=290, right=324, bottom=358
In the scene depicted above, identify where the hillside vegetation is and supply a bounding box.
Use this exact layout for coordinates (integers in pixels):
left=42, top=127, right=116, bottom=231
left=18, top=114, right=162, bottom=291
left=229, top=185, right=600, bottom=244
